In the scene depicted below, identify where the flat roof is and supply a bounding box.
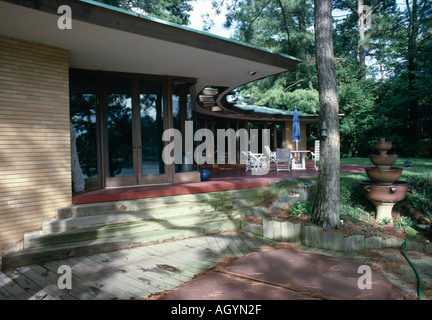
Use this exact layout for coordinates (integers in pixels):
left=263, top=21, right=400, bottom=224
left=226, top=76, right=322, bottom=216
left=0, top=0, right=301, bottom=118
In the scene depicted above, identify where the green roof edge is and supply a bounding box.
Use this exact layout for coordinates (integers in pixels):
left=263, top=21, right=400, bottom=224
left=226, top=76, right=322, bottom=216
left=78, top=0, right=302, bottom=63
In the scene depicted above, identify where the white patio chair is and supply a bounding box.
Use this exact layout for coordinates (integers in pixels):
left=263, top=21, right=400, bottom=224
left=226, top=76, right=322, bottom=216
left=248, top=151, right=267, bottom=171
left=310, top=140, right=320, bottom=171
left=276, top=148, right=291, bottom=171
left=242, top=151, right=252, bottom=171
left=263, top=145, right=277, bottom=163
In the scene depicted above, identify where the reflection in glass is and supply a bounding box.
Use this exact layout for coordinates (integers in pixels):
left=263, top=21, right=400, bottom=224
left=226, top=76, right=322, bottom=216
left=173, top=83, right=197, bottom=173
left=70, top=73, right=98, bottom=179
left=276, top=124, right=283, bottom=148
left=106, top=78, right=133, bottom=177
left=140, top=80, right=164, bottom=175
left=214, top=119, right=228, bottom=164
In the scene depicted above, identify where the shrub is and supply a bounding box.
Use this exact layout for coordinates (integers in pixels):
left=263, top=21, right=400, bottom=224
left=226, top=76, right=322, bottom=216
left=379, top=217, right=393, bottom=225
left=340, top=204, right=371, bottom=225
left=395, top=168, right=432, bottom=221
left=288, top=200, right=312, bottom=216
left=404, top=226, right=418, bottom=236
left=395, top=216, right=416, bottom=229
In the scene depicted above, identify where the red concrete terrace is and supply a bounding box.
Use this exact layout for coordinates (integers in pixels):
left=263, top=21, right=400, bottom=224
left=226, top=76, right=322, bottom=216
left=72, top=161, right=367, bottom=205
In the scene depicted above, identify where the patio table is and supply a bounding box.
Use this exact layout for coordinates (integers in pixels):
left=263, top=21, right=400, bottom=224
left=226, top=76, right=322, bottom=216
left=291, top=150, right=310, bottom=170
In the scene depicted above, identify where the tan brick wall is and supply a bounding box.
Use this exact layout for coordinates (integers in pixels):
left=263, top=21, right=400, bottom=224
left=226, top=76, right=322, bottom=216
left=0, top=35, right=71, bottom=248
left=283, top=120, right=307, bottom=151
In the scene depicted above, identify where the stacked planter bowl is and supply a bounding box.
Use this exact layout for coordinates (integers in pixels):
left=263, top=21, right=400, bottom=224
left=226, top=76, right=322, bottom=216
left=359, top=138, right=410, bottom=222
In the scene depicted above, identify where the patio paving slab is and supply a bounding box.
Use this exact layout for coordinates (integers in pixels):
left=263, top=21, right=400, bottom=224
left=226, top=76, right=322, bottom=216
left=158, top=247, right=410, bottom=300
left=1, top=231, right=430, bottom=300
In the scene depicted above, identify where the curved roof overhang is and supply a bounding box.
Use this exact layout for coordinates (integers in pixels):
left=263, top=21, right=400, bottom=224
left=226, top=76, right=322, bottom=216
left=0, top=0, right=301, bottom=121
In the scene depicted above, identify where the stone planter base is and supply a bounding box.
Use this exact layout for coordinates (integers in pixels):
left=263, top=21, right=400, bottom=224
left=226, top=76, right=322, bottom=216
left=240, top=218, right=432, bottom=254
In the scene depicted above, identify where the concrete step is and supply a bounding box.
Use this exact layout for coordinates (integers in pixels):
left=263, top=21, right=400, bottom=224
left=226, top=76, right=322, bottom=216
left=57, top=188, right=264, bottom=219
left=3, top=187, right=265, bottom=270
left=2, top=219, right=242, bottom=270
left=43, top=200, right=243, bottom=234
left=25, top=210, right=242, bottom=250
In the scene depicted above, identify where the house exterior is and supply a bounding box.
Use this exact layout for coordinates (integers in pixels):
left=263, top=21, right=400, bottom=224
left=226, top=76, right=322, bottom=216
left=0, top=0, right=317, bottom=251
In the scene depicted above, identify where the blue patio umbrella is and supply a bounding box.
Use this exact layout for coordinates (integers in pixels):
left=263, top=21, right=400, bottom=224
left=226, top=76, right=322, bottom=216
left=292, top=107, right=301, bottom=151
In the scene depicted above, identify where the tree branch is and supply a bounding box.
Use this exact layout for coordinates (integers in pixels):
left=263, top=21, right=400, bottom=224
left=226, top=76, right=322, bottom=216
left=246, top=0, right=272, bottom=32
left=277, top=0, right=291, bottom=50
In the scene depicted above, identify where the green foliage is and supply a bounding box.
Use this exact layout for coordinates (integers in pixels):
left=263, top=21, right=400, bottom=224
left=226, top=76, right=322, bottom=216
left=209, top=0, right=432, bottom=156
left=339, top=175, right=373, bottom=225
left=394, top=168, right=432, bottom=221
left=404, top=226, right=419, bottom=236
left=94, top=0, right=193, bottom=25
left=379, top=217, right=393, bottom=225
left=239, top=87, right=319, bottom=114
left=288, top=200, right=312, bottom=216
left=395, top=216, right=417, bottom=229
left=340, top=204, right=371, bottom=226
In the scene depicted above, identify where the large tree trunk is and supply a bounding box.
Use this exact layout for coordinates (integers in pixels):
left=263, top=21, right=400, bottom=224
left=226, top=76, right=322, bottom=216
left=310, top=0, right=341, bottom=229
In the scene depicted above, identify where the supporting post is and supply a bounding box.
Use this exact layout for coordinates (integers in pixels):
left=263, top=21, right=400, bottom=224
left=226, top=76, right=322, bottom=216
left=373, top=201, right=395, bottom=222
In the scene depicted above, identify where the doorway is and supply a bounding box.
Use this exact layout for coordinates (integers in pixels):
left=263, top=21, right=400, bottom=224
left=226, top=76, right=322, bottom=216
left=70, top=70, right=197, bottom=190
left=104, top=76, right=166, bottom=187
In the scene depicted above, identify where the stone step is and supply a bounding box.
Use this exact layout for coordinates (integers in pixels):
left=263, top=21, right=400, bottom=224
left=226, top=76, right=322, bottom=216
left=43, top=199, right=244, bottom=234
left=25, top=210, right=242, bottom=250
left=2, top=219, right=242, bottom=270
left=57, top=188, right=265, bottom=219
left=4, top=187, right=265, bottom=270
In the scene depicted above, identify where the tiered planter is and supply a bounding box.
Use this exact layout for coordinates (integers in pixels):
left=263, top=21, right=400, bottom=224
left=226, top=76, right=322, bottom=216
left=360, top=138, right=410, bottom=222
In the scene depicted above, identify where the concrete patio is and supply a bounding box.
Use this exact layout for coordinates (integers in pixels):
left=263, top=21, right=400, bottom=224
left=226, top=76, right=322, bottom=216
left=0, top=230, right=430, bottom=300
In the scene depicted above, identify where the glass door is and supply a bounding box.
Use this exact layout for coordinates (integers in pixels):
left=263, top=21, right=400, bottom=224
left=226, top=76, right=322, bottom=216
left=105, top=77, right=136, bottom=187
left=70, top=71, right=198, bottom=189
left=138, top=79, right=167, bottom=185
left=69, top=70, right=101, bottom=190
left=104, top=76, right=168, bottom=187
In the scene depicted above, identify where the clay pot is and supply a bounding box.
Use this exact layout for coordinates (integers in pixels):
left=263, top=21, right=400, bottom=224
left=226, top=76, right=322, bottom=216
left=359, top=181, right=410, bottom=203
left=369, top=154, right=399, bottom=169
left=374, top=138, right=392, bottom=155
left=364, top=167, right=403, bottom=185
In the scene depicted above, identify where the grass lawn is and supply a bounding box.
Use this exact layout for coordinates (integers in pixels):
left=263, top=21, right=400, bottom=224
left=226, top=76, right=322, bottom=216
left=264, top=157, right=432, bottom=237
left=340, top=157, right=432, bottom=167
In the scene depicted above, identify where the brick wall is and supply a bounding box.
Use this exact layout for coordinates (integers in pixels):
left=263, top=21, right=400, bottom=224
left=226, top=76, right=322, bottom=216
left=0, top=35, right=71, bottom=248
left=283, top=120, right=307, bottom=151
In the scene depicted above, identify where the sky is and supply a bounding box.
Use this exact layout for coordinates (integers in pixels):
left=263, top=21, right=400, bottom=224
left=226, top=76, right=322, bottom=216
left=188, top=0, right=408, bottom=38
left=188, top=0, right=233, bottom=38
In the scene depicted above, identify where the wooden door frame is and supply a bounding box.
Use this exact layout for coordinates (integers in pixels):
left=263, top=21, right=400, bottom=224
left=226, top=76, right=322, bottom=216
left=72, top=69, right=198, bottom=189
